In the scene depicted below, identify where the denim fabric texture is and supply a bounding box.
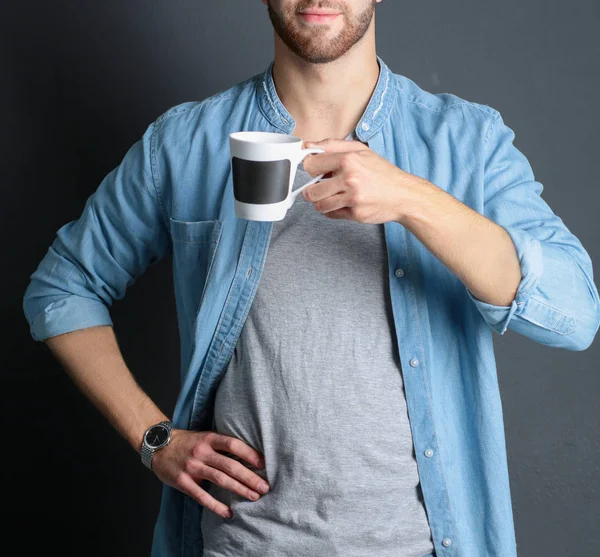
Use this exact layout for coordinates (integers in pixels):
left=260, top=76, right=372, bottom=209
left=23, top=55, right=600, bottom=557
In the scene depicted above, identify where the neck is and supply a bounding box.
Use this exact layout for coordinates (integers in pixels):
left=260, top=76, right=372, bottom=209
left=271, top=38, right=380, bottom=141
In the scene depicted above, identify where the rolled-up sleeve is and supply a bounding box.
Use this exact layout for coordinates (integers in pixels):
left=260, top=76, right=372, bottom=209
left=466, top=111, right=600, bottom=351
left=23, top=120, right=170, bottom=342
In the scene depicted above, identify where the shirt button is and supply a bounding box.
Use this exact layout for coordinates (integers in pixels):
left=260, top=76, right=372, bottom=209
left=409, top=358, right=419, bottom=367
left=442, top=538, right=452, bottom=547
left=361, top=121, right=370, bottom=131
left=425, top=449, right=434, bottom=457
left=394, top=268, right=405, bottom=278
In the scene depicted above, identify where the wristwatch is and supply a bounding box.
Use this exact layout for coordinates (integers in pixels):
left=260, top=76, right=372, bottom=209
left=141, top=420, right=175, bottom=471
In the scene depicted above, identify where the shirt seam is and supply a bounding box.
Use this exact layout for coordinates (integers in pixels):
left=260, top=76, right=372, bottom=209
left=256, top=81, right=290, bottom=133
left=394, top=75, right=499, bottom=119
left=148, top=122, right=169, bottom=232
left=483, top=110, right=502, bottom=147
left=148, top=91, right=247, bottom=230
left=526, top=296, right=578, bottom=335
left=262, top=78, right=291, bottom=127
left=400, top=226, right=461, bottom=554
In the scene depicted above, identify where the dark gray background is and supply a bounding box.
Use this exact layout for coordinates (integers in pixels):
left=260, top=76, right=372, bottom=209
left=2, top=1, right=598, bottom=555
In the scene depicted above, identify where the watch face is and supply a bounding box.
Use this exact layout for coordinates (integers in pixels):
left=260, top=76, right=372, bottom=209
left=145, top=425, right=169, bottom=449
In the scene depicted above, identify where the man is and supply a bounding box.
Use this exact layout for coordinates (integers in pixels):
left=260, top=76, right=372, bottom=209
left=22, top=1, right=599, bottom=556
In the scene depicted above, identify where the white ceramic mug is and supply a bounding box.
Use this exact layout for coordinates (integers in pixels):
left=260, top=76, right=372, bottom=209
left=229, top=131, right=326, bottom=221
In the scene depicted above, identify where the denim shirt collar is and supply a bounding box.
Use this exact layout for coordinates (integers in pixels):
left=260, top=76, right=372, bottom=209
left=255, top=54, right=395, bottom=142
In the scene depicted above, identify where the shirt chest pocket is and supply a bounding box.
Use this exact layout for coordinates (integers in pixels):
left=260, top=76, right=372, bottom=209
left=169, top=217, right=224, bottom=327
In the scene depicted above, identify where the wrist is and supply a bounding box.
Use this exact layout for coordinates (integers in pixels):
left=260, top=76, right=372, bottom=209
left=396, top=177, right=444, bottom=227
left=129, top=412, right=171, bottom=455
left=141, top=419, right=175, bottom=471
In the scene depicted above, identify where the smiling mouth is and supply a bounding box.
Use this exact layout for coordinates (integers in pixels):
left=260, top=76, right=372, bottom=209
left=298, top=13, right=341, bottom=23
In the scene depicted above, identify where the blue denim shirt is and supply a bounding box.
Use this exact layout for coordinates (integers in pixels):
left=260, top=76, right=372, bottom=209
left=23, top=55, right=600, bottom=557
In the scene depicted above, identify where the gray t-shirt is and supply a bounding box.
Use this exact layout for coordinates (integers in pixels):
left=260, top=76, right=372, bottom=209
left=201, top=133, right=435, bottom=557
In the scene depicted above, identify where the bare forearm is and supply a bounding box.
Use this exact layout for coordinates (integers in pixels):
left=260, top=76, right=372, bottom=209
left=44, top=325, right=169, bottom=454
left=399, top=179, right=522, bottom=307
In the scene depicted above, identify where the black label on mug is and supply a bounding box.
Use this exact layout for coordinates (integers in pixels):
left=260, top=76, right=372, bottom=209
left=232, top=156, right=291, bottom=204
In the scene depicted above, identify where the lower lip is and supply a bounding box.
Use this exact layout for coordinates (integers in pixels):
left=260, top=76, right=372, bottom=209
left=299, top=13, right=340, bottom=23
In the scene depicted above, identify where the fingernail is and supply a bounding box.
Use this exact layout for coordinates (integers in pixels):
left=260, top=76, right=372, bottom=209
left=259, top=481, right=270, bottom=494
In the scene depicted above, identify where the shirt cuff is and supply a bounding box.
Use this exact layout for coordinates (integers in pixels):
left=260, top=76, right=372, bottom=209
left=466, top=224, right=544, bottom=335
left=29, top=296, right=114, bottom=342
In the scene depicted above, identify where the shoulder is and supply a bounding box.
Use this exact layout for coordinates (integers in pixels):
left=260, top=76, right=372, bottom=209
left=152, top=74, right=257, bottom=135
left=391, top=72, right=500, bottom=136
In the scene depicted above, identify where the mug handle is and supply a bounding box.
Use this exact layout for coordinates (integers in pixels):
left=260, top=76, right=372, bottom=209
left=286, top=147, right=327, bottom=207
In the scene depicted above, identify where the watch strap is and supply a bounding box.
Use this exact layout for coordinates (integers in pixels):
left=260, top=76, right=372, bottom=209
left=141, top=442, right=154, bottom=470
